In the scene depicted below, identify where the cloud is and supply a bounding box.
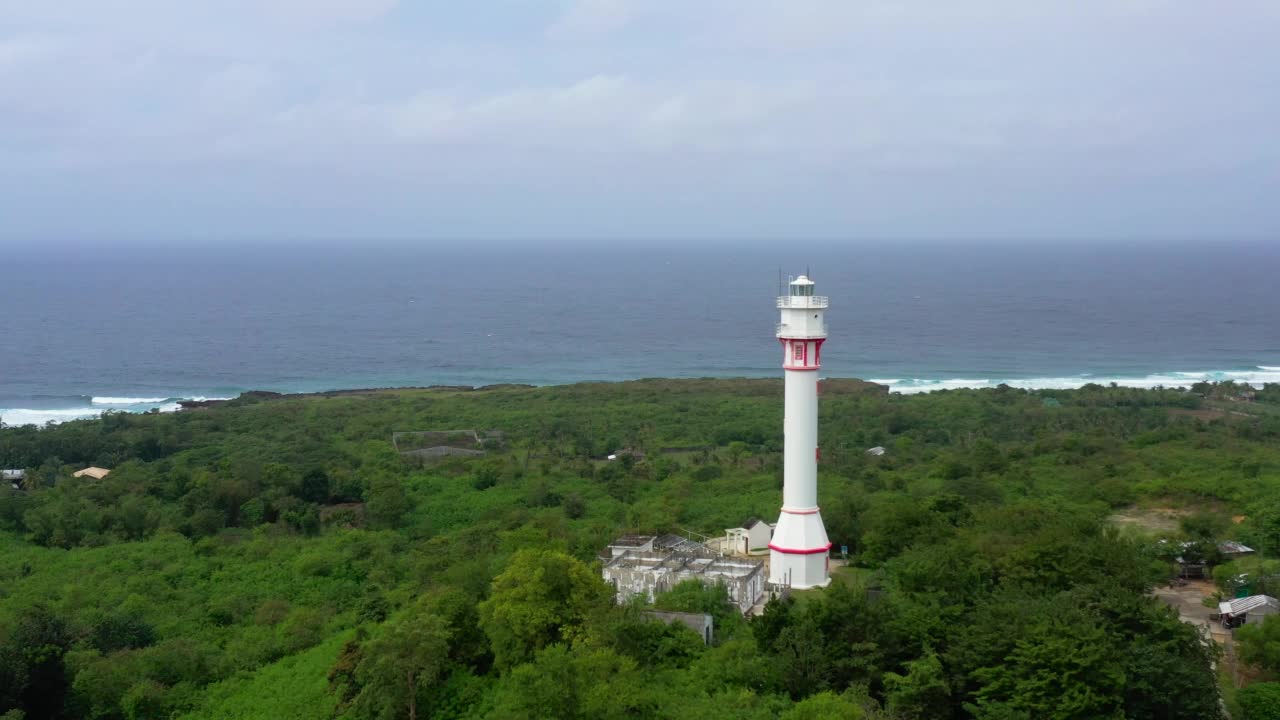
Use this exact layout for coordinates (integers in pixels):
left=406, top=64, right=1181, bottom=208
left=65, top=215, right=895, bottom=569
left=0, top=0, right=1278, bottom=241
left=257, top=0, right=401, bottom=25
left=199, top=64, right=276, bottom=109
left=0, top=34, right=64, bottom=70
left=547, top=0, right=636, bottom=36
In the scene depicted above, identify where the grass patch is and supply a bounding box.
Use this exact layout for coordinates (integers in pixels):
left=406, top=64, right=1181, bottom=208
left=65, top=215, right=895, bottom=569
left=178, top=630, right=351, bottom=720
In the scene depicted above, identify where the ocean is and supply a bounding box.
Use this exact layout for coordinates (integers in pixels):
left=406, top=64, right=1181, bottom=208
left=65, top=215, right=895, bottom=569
left=2, top=241, right=1277, bottom=426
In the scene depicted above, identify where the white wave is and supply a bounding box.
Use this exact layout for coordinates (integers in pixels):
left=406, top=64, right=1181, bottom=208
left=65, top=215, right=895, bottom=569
left=2, top=394, right=237, bottom=427
left=882, top=368, right=1280, bottom=394
left=0, top=407, right=103, bottom=426
left=91, top=395, right=234, bottom=405
left=92, top=396, right=169, bottom=405
left=1259, top=366, right=1280, bottom=371
left=887, top=379, right=992, bottom=394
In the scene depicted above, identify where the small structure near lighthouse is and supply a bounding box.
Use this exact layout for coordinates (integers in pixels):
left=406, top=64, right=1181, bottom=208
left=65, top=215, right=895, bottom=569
left=601, top=535, right=766, bottom=614
left=769, top=275, right=832, bottom=589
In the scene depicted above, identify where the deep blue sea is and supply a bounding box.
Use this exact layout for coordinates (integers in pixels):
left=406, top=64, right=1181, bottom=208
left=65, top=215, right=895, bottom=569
left=2, top=241, right=1277, bottom=426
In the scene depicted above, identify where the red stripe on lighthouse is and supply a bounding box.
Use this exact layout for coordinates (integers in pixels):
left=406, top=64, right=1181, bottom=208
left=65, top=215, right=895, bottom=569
left=779, top=337, right=824, bottom=370
left=768, top=542, right=833, bottom=555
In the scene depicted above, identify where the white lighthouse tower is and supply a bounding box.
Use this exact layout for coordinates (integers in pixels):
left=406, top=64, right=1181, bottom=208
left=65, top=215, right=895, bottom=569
left=768, top=275, right=832, bottom=589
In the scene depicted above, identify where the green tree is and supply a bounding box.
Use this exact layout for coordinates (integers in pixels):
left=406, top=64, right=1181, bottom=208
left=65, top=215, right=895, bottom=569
left=352, top=611, right=451, bottom=720
left=299, top=468, right=331, bottom=504
left=1244, top=503, right=1280, bottom=557
left=477, top=550, right=613, bottom=670
left=775, top=618, right=830, bottom=699
left=653, top=580, right=735, bottom=626
left=486, top=645, right=651, bottom=720
left=779, top=691, right=867, bottom=720
left=0, top=605, right=73, bottom=720
left=1239, top=682, right=1280, bottom=720
left=365, top=475, right=411, bottom=529
left=859, top=495, right=950, bottom=565
left=752, top=595, right=794, bottom=650
left=883, top=649, right=950, bottom=719
left=971, top=618, right=1125, bottom=720
left=1181, top=510, right=1229, bottom=541
left=562, top=494, right=586, bottom=520
left=1239, top=616, right=1280, bottom=674
left=589, top=606, right=704, bottom=669
left=88, top=611, right=156, bottom=653
left=69, top=651, right=138, bottom=719
left=120, top=680, right=170, bottom=720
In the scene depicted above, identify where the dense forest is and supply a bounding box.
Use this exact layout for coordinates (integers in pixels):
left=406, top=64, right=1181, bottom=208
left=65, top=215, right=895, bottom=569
left=3, top=378, right=1280, bottom=719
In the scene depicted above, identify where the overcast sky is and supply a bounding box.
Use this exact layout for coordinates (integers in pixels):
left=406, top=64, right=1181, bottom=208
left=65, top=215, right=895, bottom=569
left=2, top=1, right=1278, bottom=244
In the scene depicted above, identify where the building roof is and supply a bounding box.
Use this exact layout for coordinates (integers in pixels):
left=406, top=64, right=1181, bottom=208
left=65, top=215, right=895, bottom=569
left=605, top=549, right=763, bottom=580
left=72, top=467, right=111, bottom=480
left=610, top=535, right=656, bottom=548
left=866, top=446, right=886, bottom=456
left=790, top=276, right=814, bottom=286
left=1220, top=595, right=1280, bottom=616
left=654, top=534, right=690, bottom=551
left=743, top=517, right=766, bottom=530
left=1, top=470, right=24, bottom=480
left=1167, top=539, right=1256, bottom=563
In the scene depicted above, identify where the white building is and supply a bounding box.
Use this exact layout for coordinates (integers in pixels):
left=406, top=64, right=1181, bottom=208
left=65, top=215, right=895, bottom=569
left=725, top=518, right=773, bottom=556
left=601, top=537, right=766, bottom=614
left=768, top=275, right=832, bottom=589
left=606, top=535, right=656, bottom=558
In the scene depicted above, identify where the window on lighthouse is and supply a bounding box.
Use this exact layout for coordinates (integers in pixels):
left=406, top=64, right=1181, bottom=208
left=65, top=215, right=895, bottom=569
left=793, top=343, right=804, bottom=362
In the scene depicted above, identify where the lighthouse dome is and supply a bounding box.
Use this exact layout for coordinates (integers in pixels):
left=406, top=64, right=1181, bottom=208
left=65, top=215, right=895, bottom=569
left=789, top=276, right=816, bottom=297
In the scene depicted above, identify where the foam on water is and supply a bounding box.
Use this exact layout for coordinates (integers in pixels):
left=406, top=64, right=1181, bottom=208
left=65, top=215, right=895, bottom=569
left=874, top=379, right=992, bottom=394
left=0, top=407, right=104, bottom=426
left=1, top=363, right=1276, bottom=424
left=1, top=395, right=235, bottom=426
left=878, top=367, right=1280, bottom=394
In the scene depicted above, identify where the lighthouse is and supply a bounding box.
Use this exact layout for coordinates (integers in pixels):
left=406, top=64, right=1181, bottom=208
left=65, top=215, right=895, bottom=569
left=769, top=275, right=832, bottom=589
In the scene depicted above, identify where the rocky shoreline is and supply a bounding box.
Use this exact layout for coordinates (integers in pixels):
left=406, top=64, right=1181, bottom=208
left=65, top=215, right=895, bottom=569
left=175, top=384, right=540, bottom=410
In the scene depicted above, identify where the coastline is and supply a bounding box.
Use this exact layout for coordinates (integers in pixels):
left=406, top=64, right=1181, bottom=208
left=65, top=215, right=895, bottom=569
left=2, top=365, right=1277, bottom=428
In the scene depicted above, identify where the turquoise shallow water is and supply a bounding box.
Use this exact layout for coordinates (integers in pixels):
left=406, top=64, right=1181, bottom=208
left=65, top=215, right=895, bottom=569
left=2, top=241, right=1277, bottom=425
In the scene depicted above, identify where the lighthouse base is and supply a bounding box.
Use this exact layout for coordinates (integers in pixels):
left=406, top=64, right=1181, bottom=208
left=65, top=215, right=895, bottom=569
left=767, top=509, right=831, bottom=589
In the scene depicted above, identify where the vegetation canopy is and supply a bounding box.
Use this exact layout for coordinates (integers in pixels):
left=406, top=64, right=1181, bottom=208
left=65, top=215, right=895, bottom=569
left=2, top=377, right=1279, bottom=719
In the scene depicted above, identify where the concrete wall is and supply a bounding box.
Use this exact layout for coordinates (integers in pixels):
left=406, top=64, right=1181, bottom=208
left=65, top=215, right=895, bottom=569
left=1246, top=606, right=1279, bottom=624
left=643, top=611, right=714, bottom=645
left=603, top=557, right=764, bottom=614
left=746, top=523, right=772, bottom=551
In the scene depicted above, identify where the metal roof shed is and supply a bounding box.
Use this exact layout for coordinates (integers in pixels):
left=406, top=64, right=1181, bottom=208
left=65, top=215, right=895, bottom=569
left=1219, top=594, right=1280, bottom=624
